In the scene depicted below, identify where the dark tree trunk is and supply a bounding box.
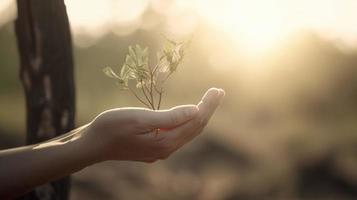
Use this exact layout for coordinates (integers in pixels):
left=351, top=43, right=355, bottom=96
left=15, top=0, right=75, bottom=199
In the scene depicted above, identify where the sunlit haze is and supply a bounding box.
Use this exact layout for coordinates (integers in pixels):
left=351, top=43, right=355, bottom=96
left=1, top=0, right=357, bottom=53
left=2, top=0, right=357, bottom=199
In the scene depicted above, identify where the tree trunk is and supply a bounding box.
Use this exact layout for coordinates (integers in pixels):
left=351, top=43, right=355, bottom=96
left=15, top=0, right=75, bottom=199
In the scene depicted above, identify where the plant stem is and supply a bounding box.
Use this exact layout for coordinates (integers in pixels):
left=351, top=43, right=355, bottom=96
left=152, top=64, right=159, bottom=75
left=140, top=80, right=155, bottom=110
left=128, top=87, right=151, bottom=108
left=157, top=91, right=162, bottom=110
left=161, top=72, right=172, bottom=84
left=149, top=65, right=158, bottom=110
left=150, top=80, right=154, bottom=110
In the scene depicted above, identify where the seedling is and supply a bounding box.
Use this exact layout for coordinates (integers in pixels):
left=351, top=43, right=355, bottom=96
left=103, top=38, right=187, bottom=110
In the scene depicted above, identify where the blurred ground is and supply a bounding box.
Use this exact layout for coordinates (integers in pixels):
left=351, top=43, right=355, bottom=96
left=1, top=19, right=357, bottom=199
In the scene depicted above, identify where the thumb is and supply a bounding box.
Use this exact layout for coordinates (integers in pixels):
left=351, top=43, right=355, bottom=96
left=142, top=105, right=198, bottom=129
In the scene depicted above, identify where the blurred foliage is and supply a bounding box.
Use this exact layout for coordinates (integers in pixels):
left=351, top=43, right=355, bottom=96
left=1, top=20, right=357, bottom=199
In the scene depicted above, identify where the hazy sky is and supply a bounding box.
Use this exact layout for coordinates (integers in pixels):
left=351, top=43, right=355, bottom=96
left=1, top=0, right=357, bottom=51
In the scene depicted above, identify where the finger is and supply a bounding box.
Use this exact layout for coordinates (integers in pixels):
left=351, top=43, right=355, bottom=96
left=137, top=88, right=225, bottom=159
left=197, top=88, right=225, bottom=125
left=138, top=105, right=199, bottom=129
left=137, top=88, right=223, bottom=140
left=165, top=88, right=225, bottom=145
left=178, top=88, right=225, bottom=146
left=183, top=88, right=225, bottom=140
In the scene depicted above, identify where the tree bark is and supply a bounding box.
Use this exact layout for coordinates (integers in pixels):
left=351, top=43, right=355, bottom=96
left=15, top=0, right=75, bottom=199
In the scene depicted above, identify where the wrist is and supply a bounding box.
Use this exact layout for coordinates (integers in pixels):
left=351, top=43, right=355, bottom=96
left=75, top=124, right=109, bottom=164
left=62, top=126, right=102, bottom=170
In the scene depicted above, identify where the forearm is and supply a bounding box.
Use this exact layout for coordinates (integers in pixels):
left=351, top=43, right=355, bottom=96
left=0, top=126, right=96, bottom=198
left=0, top=88, right=223, bottom=198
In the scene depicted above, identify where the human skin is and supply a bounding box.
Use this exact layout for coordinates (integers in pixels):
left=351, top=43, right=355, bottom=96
left=0, top=88, right=224, bottom=198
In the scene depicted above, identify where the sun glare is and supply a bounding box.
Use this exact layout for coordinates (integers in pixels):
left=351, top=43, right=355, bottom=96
left=195, top=0, right=297, bottom=56
left=194, top=0, right=357, bottom=54
left=2, top=0, right=357, bottom=52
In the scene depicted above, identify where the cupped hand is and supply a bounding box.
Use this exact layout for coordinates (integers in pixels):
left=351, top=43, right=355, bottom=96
left=83, top=88, right=225, bottom=163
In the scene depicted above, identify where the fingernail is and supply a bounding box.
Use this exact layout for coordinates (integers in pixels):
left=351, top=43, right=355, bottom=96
left=208, top=88, right=220, bottom=96
left=216, top=89, right=225, bottom=104
left=218, top=88, right=226, bottom=97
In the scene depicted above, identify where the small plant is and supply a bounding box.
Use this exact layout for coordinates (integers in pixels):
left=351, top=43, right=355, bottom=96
left=103, top=38, right=187, bottom=110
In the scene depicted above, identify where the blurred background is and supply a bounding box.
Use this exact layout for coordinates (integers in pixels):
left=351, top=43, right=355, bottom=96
left=1, top=0, right=357, bottom=199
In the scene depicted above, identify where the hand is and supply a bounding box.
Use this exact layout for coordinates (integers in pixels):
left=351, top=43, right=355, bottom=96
left=82, top=88, right=225, bottom=163
left=0, top=88, right=224, bottom=198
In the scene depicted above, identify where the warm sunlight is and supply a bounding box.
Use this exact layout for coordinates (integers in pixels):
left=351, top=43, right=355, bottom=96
left=64, top=0, right=149, bottom=45
left=195, top=0, right=294, bottom=56
left=1, top=0, right=357, bottom=52
left=68, top=0, right=357, bottom=55
left=194, top=0, right=357, bottom=55
left=2, top=1, right=357, bottom=199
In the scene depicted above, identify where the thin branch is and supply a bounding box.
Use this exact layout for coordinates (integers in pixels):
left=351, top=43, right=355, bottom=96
left=143, top=84, right=151, bottom=96
left=152, top=63, right=159, bottom=75
left=149, top=67, right=155, bottom=110
left=157, top=91, right=162, bottom=110
left=128, top=87, right=151, bottom=108
left=161, top=72, right=173, bottom=84
left=154, top=83, right=162, bottom=93
left=150, top=80, right=154, bottom=109
left=140, top=79, right=154, bottom=110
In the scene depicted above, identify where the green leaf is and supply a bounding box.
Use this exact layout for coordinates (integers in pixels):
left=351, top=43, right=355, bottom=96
left=125, top=55, right=136, bottom=69
left=103, top=67, right=119, bottom=79
left=128, top=46, right=136, bottom=61
left=155, top=38, right=187, bottom=75
left=103, top=37, right=188, bottom=110
left=136, top=81, right=143, bottom=88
